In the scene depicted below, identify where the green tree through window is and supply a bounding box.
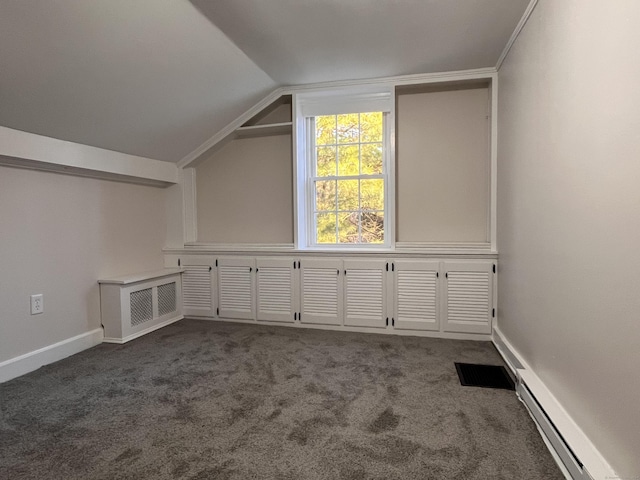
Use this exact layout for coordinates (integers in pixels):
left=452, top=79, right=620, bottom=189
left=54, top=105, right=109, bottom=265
left=313, top=112, right=385, bottom=244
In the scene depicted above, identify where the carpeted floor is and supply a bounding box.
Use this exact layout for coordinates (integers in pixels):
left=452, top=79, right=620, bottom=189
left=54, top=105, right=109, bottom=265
left=0, top=319, right=564, bottom=480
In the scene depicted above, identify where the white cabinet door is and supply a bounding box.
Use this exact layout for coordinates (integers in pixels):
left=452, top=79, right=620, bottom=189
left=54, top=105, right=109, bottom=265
left=256, top=257, right=296, bottom=323
left=181, top=255, right=215, bottom=317
left=299, top=258, right=343, bottom=326
left=217, top=257, right=255, bottom=320
left=393, top=260, right=440, bottom=331
left=343, top=259, right=388, bottom=328
left=442, top=261, right=494, bottom=334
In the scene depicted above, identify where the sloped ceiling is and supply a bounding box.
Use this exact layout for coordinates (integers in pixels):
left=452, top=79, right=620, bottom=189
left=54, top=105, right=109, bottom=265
left=0, top=0, right=276, bottom=162
left=193, top=0, right=531, bottom=85
left=0, top=0, right=530, bottom=163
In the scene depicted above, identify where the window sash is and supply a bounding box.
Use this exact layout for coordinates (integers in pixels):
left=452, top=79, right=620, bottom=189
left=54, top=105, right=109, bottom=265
left=306, top=114, right=390, bottom=248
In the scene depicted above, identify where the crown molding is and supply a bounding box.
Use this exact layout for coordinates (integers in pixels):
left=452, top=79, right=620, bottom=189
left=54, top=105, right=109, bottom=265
left=496, top=0, right=539, bottom=71
left=178, top=68, right=498, bottom=169
left=177, top=87, right=288, bottom=168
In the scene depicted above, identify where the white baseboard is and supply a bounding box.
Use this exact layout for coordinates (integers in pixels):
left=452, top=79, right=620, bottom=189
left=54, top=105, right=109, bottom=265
left=492, top=326, right=616, bottom=480
left=103, top=315, right=184, bottom=344
left=185, top=315, right=492, bottom=341
left=0, top=328, right=104, bottom=383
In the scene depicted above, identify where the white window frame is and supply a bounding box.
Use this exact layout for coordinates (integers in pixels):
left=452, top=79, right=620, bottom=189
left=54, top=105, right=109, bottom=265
left=293, top=87, right=396, bottom=251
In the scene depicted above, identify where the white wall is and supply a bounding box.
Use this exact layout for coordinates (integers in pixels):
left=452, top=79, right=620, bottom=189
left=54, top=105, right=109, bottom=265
left=497, top=0, right=640, bottom=477
left=0, top=166, right=167, bottom=363
left=397, top=87, right=490, bottom=243
left=196, top=135, right=293, bottom=244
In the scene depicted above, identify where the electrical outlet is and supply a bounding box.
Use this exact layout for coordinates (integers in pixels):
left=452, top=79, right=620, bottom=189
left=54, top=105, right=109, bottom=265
left=30, top=294, right=44, bottom=315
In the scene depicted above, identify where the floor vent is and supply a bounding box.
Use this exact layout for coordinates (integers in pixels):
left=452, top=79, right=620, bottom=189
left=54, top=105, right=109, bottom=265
left=455, top=363, right=515, bottom=390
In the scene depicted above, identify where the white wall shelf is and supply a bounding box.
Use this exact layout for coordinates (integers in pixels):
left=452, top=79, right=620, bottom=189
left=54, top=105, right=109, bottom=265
left=235, top=122, right=293, bottom=139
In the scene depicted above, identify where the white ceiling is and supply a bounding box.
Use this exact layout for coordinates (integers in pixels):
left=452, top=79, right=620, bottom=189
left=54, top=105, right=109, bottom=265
left=192, top=0, right=531, bottom=85
left=0, top=0, right=276, bottom=162
left=0, top=0, right=530, bottom=163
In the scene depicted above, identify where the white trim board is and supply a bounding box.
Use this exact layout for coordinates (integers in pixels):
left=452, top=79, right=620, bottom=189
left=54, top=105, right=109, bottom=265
left=495, top=0, right=539, bottom=70
left=103, top=316, right=184, bottom=344
left=0, top=328, right=104, bottom=384
left=186, top=316, right=492, bottom=341
left=492, top=327, right=616, bottom=480
left=178, top=68, right=497, bottom=169
left=0, top=126, right=178, bottom=187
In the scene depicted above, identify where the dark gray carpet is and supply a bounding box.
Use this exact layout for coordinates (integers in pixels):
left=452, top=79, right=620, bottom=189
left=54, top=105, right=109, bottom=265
left=0, top=319, right=564, bottom=480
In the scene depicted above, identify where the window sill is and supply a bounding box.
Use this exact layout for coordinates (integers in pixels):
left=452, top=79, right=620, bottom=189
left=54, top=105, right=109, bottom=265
left=170, top=242, right=497, bottom=258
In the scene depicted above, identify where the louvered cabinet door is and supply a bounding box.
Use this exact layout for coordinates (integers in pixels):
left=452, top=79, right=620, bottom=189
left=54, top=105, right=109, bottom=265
left=256, top=258, right=296, bottom=323
left=217, top=257, right=255, bottom=320
left=181, top=256, right=215, bottom=317
left=443, top=261, right=494, bottom=334
left=393, top=260, right=440, bottom=331
left=343, top=259, right=388, bottom=328
left=300, top=258, right=343, bottom=325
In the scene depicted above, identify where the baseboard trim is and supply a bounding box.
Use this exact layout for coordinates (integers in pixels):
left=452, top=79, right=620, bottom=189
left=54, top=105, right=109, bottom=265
left=103, top=315, right=184, bottom=344
left=0, top=328, right=104, bottom=383
left=185, top=315, right=492, bottom=341
left=492, top=326, right=616, bottom=480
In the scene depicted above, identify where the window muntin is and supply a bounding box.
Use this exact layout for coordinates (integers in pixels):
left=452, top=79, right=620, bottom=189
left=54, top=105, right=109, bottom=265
left=310, top=112, right=387, bottom=245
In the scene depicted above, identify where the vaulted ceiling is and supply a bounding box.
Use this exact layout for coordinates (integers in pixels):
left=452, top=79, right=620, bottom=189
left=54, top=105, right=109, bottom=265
left=0, top=0, right=530, bottom=163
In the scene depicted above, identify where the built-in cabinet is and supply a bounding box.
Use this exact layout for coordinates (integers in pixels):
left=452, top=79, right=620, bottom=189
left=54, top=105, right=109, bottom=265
left=299, top=258, right=343, bottom=326
left=442, top=261, right=494, bottom=334
left=181, top=256, right=215, bottom=317
left=393, top=259, right=440, bottom=331
left=256, top=257, right=296, bottom=323
left=343, top=259, right=388, bottom=329
left=170, top=254, right=495, bottom=337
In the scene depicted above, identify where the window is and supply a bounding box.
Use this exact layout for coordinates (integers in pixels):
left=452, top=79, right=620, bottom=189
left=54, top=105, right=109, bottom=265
left=311, top=112, right=386, bottom=245
left=295, top=87, right=394, bottom=249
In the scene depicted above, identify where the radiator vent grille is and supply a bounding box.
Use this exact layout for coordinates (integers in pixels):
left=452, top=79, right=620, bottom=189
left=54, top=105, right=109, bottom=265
left=130, top=288, right=153, bottom=326
left=157, top=282, right=177, bottom=317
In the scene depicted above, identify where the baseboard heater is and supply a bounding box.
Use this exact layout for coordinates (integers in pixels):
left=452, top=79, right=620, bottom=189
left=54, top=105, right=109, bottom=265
left=517, top=371, right=593, bottom=480
left=99, top=268, right=184, bottom=343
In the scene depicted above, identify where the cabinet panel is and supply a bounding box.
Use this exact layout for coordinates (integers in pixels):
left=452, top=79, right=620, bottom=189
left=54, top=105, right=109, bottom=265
left=218, top=257, right=255, bottom=320
left=256, top=257, right=296, bottom=323
left=344, top=259, right=388, bottom=328
left=393, top=260, right=440, bottom=331
left=181, top=256, right=215, bottom=317
left=443, top=261, right=493, bottom=334
left=300, top=258, right=342, bottom=326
